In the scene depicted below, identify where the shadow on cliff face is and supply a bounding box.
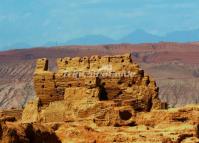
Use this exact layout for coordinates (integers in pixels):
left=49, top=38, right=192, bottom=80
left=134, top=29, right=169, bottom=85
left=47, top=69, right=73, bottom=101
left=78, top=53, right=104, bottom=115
left=25, top=124, right=61, bottom=143
left=99, top=86, right=108, bottom=100
left=119, top=110, right=132, bottom=120
left=0, top=122, right=61, bottom=143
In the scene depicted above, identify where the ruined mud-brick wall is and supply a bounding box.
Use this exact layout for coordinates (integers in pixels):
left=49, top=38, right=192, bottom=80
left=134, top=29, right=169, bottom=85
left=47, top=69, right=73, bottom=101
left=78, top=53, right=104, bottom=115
left=34, top=53, right=162, bottom=111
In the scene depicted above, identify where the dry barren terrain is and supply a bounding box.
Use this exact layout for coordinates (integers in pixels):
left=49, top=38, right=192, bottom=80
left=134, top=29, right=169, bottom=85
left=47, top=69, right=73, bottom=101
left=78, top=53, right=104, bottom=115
left=0, top=42, right=199, bottom=108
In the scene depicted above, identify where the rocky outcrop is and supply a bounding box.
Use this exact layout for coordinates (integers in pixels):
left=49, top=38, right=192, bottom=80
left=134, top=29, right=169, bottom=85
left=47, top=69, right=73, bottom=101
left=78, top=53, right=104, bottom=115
left=21, top=97, right=40, bottom=123
left=34, top=54, right=162, bottom=104
left=34, top=53, right=162, bottom=107
left=26, top=53, right=164, bottom=125
left=0, top=109, right=22, bottom=121
left=0, top=122, right=61, bottom=143
left=1, top=53, right=198, bottom=143
left=1, top=105, right=199, bottom=143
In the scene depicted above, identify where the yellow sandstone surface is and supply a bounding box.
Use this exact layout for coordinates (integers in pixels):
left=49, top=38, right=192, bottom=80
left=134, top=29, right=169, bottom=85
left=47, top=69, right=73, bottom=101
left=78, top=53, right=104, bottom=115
left=0, top=53, right=198, bottom=143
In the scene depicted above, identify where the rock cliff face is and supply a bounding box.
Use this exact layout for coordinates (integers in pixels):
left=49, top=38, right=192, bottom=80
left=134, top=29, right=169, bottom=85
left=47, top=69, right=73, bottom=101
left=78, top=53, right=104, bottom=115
left=0, top=53, right=198, bottom=143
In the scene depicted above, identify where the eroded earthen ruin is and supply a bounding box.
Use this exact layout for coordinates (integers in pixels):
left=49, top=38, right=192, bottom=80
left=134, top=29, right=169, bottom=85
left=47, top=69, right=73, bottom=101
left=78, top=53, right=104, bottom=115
left=0, top=53, right=198, bottom=143
left=34, top=53, right=162, bottom=108
left=25, top=53, right=165, bottom=125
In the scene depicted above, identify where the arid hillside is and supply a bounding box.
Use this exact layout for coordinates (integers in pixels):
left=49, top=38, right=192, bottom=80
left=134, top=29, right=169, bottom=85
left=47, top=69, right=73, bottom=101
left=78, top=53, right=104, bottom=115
left=0, top=42, right=199, bottom=108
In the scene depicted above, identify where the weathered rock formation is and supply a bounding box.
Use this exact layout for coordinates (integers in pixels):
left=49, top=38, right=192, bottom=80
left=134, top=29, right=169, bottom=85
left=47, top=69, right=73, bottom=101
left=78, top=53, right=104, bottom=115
left=34, top=53, right=162, bottom=108
left=25, top=53, right=165, bottom=125
left=1, top=53, right=198, bottom=143
left=0, top=122, right=61, bottom=143
left=1, top=105, right=199, bottom=143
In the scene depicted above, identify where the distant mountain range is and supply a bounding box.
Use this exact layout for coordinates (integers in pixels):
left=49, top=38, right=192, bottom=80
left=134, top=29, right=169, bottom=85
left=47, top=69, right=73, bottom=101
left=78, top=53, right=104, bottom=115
left=3, top=42, right=32, bottom=50
left=41, top=29, right=199, bottom=46
left=2, top=29, right=199, bottom=50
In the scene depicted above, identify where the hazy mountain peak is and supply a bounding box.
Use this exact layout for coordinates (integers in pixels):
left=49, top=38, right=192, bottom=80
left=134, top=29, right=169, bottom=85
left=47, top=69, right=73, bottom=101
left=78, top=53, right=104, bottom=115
left=65, top=34, right=115, bottom=45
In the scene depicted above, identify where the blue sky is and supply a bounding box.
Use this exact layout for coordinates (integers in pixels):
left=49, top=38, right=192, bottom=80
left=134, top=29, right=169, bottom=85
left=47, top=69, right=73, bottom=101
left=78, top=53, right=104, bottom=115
left=0, top=0, right=199, bottom=50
